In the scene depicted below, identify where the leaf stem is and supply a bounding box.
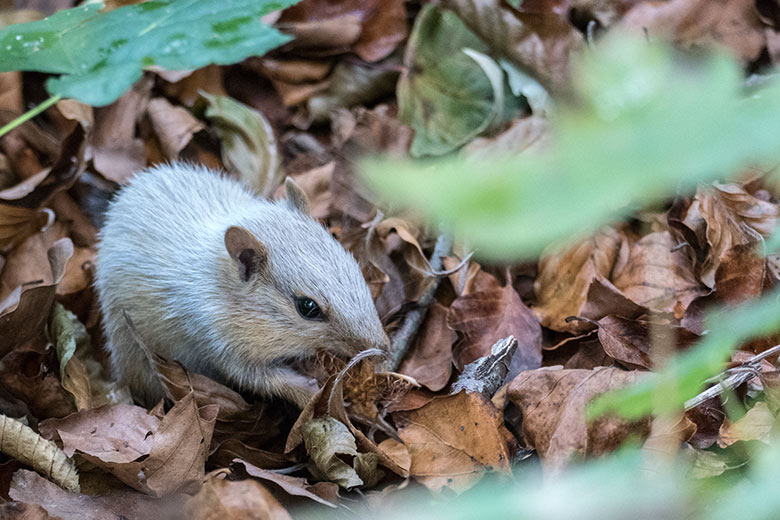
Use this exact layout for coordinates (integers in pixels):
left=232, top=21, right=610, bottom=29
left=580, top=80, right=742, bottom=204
left=0, top=94, right=63, bottom=138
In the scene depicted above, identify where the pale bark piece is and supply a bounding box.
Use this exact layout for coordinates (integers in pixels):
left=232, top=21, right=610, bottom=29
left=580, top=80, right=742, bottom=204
left=0, top=414, right=79, bottom=493
left=621, top=0, right=766, bottom=63
left=399, top=302, right=456, bottom=392
left=448, top=284, right=541, bottom=372
left=9, top=469, right=187, bottom=520
left=183, top=476, right=292, bottom=520
left=393, top=391, right=512, bottom=494
left=611, top=231, right=707, bottom=316
left=508, top=367, right=650, bottom=473
left=533, top=228, right=623, bottom=333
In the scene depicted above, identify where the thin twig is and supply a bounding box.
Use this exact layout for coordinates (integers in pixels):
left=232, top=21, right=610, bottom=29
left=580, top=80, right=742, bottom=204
left=684, top=343, right=780, bottom=410
left=384, top=233, right=452, bottom=371
left=0, top=94, right=62, bottom=138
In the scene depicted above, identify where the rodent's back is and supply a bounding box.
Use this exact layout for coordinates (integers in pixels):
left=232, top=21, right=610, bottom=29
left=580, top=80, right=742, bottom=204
left=96, top=163, right=388, bottom=406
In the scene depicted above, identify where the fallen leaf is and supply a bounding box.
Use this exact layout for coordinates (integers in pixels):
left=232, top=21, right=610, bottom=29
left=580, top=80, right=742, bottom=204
left=508, top=367, right=650, bottom=473
left=399, top=302, right=455, bottom=392
left=203, top=93, right=283, bottom=197
left=718, top=401, right=777, bottom=446
left=610, top=231, right=706, bottom=315
left=183, top=476, right=292, bottom=520
left=621, top=0, right=766, bottom=63
left=278, top=0, right=407, bottom=62
left=393, top=391, right=512, bottom=494
left=147, top=97, right=204, bottom=160
left=302, top=416, right=362, bottom=489
left=234, top=459, right=339, bottom=507
left=533, top=228, right=623, bottom=333
left=39, top=394, right=217, bottom=496
left=0, top=501, right=57, bottom=520
left=712, top=243, right=766, bottom=305
left=448, top=284, right=542, bottom=371
left=9, top=470, right=187, bottom=520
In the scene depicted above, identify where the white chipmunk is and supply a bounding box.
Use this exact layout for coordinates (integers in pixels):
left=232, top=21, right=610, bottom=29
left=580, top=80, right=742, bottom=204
left=95, top=163, right=388, bottom=407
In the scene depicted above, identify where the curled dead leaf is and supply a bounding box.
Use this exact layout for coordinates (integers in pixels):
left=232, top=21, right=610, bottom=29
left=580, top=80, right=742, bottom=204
left=0, top=414, right=79, bottom=493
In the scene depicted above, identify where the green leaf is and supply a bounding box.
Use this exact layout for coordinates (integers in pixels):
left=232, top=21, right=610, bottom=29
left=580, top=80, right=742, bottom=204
left=589, top=291, right=780, bottom=420
left=0, top=0, right=299, bottom=106
left=398, top=4, right=516, bottom=157
left=203, top=92, right=283, bottom=198
left=366, top=32, right=780, bottom=259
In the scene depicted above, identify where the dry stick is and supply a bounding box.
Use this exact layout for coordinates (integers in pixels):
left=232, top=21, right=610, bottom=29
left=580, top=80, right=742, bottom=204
left=384, top=233, right=453, bottom=372
left=684, top=343, right=780, bottom=410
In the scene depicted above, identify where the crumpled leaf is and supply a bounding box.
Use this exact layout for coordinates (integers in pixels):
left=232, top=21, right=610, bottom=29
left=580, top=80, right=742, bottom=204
left=448, top=284, right=541, bottom=372
left=718, top=401, right=777, bottom=447
left=302, top=416, right=362, bottom=489
left=0, top=238, right=72, bottom=357
left=611, top=231, right=706, bottom=316
left=678, top=183, right=779, bottom=288
left=234, top=459, right=339, bottom=507
left=39, top=394, right=217, bottom=496
left=533, top=228, right=622, bottom=334
left=203, top=92, right=283, bottom=197
left=393, top=390, right=512, bottom=494
left=508, top=367, right=650, bottom=473
left=50, top=302, right=93, bottom=410
left=183, top=475, right=292, bottom=520
left=278, top=0, right=406, bottom=62
left=437, top=0, right=584, bottom=93
left=9, top=469, right=187, bottom=520
left=620, top=0, right=765, bottom=63
left=147, top=97, right=204, bottom=159
left=0, top=414, right=79, bottom=493
left=399, top=301, right=456, bottom=392
left=0, top=0, right=300, bottom=106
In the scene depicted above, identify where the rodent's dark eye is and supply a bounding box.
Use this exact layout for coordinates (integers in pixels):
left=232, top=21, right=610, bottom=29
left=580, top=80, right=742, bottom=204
left=295, top=297, right=323, bottom=320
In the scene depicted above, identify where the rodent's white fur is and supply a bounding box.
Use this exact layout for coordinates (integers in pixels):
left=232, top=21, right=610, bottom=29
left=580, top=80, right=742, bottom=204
left=95, top=162, right=388, bottom=407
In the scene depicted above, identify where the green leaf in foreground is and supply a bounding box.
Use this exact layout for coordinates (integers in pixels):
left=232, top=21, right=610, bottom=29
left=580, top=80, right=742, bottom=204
left=0, top=0, right=298, bottom=106
left=365, top=33, right=780, bottom=259
left=589, top=291, right=780, bottom=420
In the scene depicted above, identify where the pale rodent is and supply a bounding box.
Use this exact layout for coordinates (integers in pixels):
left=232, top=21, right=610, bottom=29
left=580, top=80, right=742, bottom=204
left=95, top=162, right=388, bottom=408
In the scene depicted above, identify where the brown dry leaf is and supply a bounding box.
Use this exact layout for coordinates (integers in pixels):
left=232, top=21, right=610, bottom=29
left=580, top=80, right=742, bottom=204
left=151, top=353, right=278, bottom=449
left=90, top=77, right=152, bottom=184
left=9, top=469, right=188, bottom=520
left=184, top=476, right=292, bottom=520
left=679, top=183, right=779, bottom=288
left=611, top=231, right=706, bottom=316
left=256, top=57, right=333, bottom=84
left=596, top=315, right=699, bottom=369
left=0, top=71, right=23, bottom=114
left=621, top=0, right=766, bottom=63
left=331, top=104, right=413, bottom=157
left=437, top=0, right=584, bottom=93
left=0, top=238, right=72, bottom=357
left=278, top=0, right=407, bottom=62
left=533, top=228, right=623, bottom=333
left=56, top=99, right=94, bottom=132
left=0, top=204, right=53, bottom=254
left=464, top=116, right=552, bottom=158
left=508, top=367, right=650, bottom=473
left=235, top=459, right=339, bottom=507
left=0, top=501, right=57, bottom=520
left=0, top=414, right=79, bottom=493
left=0, top=349, right=77, bottom=420
left=393, top=391, right=512, bottom=494
left=147, top=97, right=204, bottom=159
left=39, top=394, right=217, bottom=496
left=713, top=243, right=766, bottom=305
left=399, top=302, right=456, bottom=392
left=160, top=65, right=227, bottom=108
left=207, top=439, right=288, bottom=470
left=448, top=284, right=542, bottom=371
left=718, top=401, right=777, bottom=447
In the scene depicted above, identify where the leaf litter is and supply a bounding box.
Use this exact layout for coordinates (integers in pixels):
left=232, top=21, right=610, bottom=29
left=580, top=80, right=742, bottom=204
left=0, top=0, right=780, bottom=517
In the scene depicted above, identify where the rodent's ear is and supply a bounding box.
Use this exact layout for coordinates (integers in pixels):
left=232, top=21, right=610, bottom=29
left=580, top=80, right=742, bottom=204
left=224, top=226, right=268, bottom=282
left=284, top=177, right=311, bottom=216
